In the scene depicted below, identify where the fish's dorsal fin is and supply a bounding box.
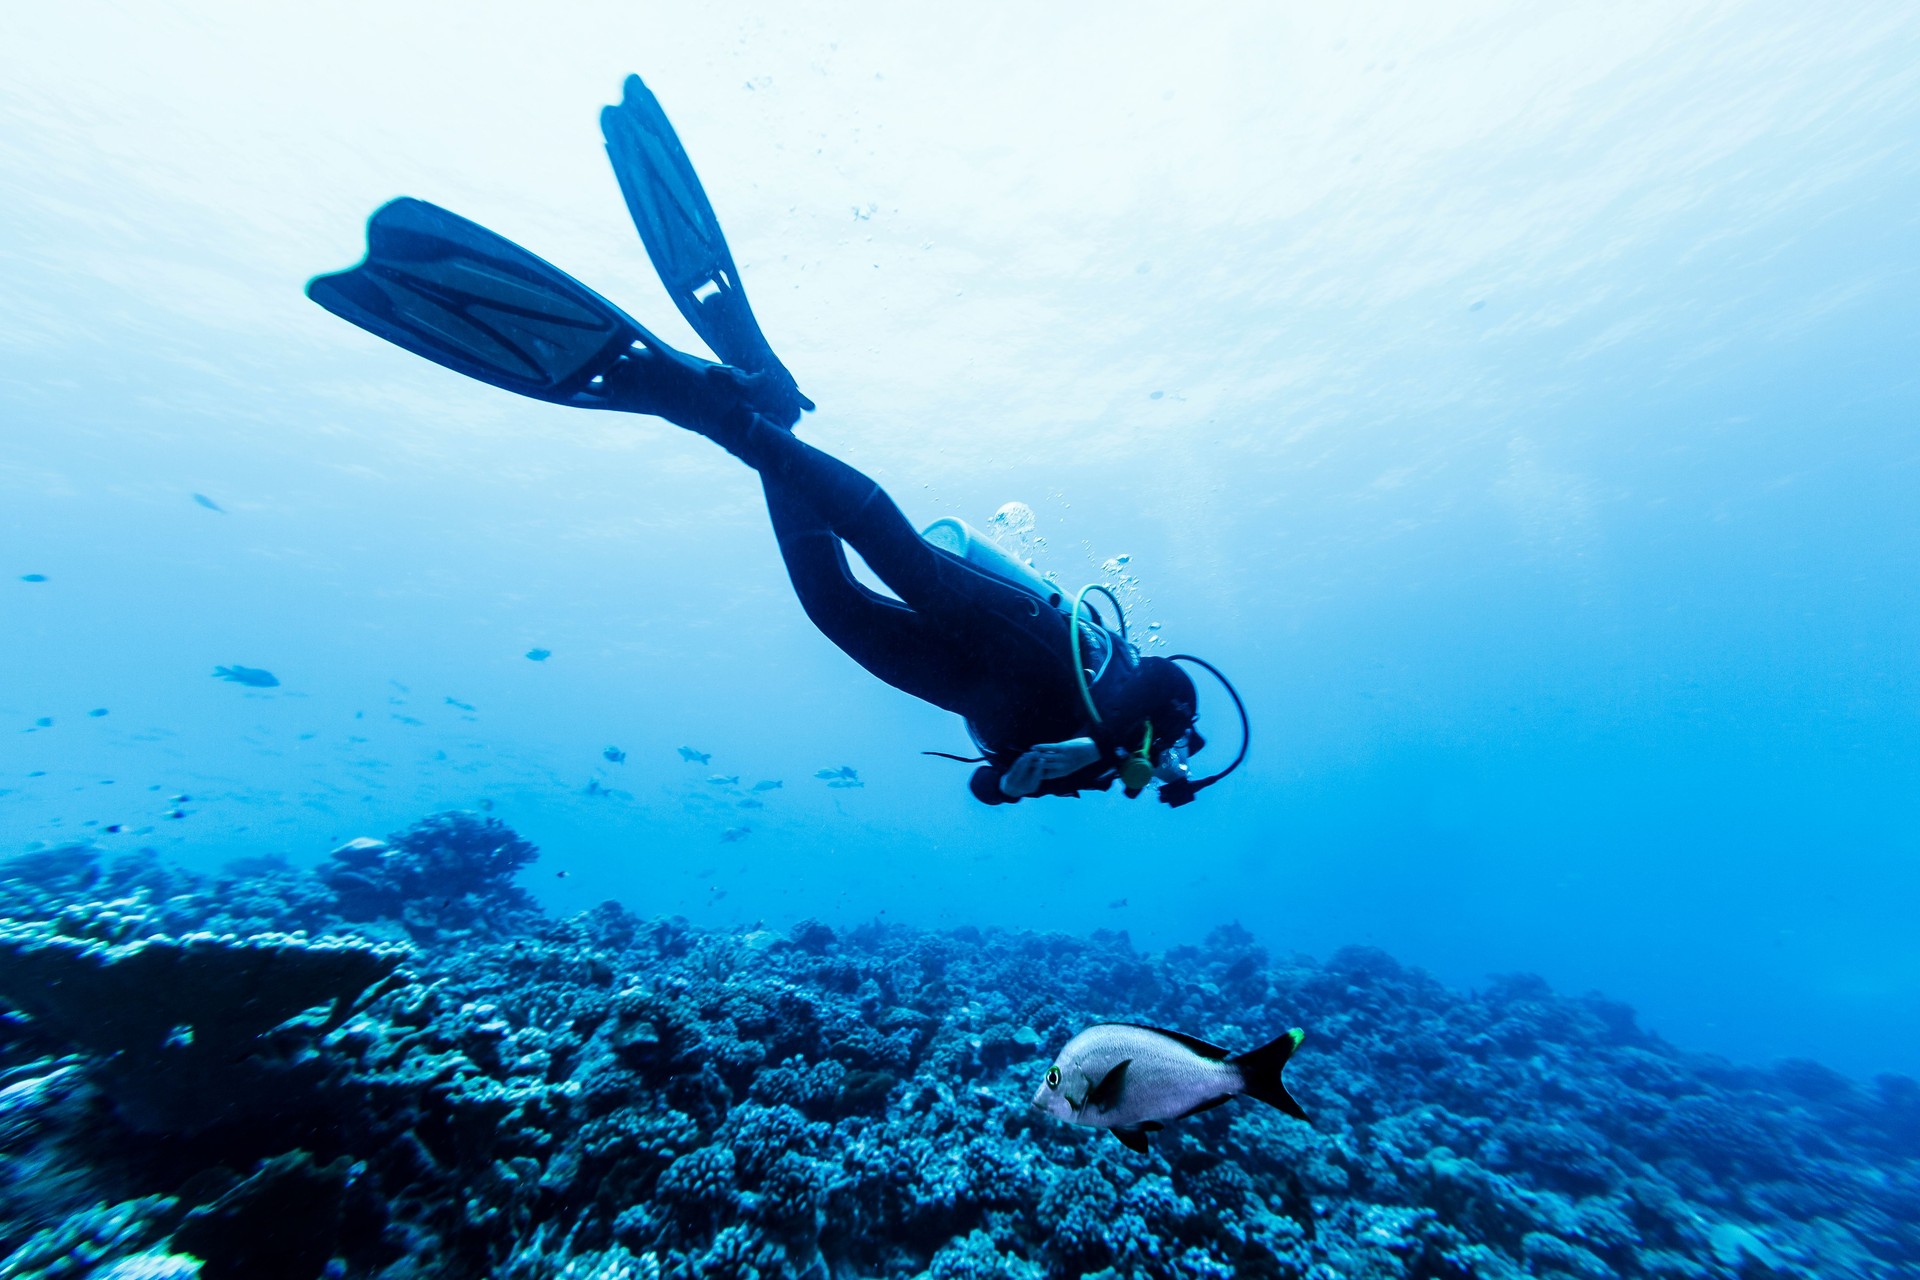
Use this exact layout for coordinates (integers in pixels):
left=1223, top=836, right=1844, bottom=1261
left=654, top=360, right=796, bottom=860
left=1110, top=1022, right=1232, bottom=1060
left=1085, top=1058, right=1132, bottom=1112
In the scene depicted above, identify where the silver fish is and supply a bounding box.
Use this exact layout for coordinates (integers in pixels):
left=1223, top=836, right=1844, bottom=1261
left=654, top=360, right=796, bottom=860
left=1031, top=1023, right=1308, bottom=1152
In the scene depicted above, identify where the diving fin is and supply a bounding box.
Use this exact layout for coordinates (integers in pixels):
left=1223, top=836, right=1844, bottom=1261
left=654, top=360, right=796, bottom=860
left=601, top=74, right=813, bottom=425
left=307, top=198, right=655, bottom=408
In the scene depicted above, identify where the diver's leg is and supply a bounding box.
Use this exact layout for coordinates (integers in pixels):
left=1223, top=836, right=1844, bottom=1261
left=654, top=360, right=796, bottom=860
left=759, top=476, right=974, bottom=710
left=736, top=421, right=950, bottom=608
left=607, top=350, right=1018, bottom=703
left=610, top=344, right=949, bottom=606
left=602, top=344, right=787, bottom=437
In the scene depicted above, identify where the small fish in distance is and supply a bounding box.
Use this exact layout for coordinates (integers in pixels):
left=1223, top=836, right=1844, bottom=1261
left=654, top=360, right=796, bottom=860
left=814, top=765, right=859, bottom=781
left=708, top=774, right=739, bottom=786
left=525, top=648, right=552, bottom=662
left=720, top=826, right=750, bottom=843
left=213, top=665, right=279, bottom=688
left=1032, top=1023, right=1310, bottom=1154
left=603, top=746, right=627, bottom=764
left=827, top=778, right=864, bottom=789
left=751, top=779, right=782, bottom=792
left=192, top=493, right=226, bottom=513
left=20, top=574, right=47, bottom=583
left=678, top=746, right=711, bottom=764
left=88, top=708, right=108, bottom=717
left=445, top=696, right=477, bottom=711
left=1108, top=897, right=1128, bottom=909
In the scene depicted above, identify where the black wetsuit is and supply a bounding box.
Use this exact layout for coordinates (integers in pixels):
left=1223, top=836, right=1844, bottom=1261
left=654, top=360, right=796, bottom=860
left=727, top=413, right=1145, bottom=784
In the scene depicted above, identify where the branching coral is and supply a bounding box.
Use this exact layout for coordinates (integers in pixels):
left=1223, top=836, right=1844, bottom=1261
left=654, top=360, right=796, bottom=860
left=322, top=810, right=541, bottom=942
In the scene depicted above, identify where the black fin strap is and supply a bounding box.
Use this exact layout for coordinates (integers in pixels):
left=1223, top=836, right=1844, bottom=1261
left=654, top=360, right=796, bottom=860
left=922, top=751, right=989, bottom=764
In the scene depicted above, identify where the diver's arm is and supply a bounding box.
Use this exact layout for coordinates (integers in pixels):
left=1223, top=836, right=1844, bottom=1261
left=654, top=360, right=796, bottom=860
left=999, top=738, right=1102, bottom=797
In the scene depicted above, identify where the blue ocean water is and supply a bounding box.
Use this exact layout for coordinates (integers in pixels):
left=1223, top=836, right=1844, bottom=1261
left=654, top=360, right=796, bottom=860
left=3, top=0, right=1916, bottom=1107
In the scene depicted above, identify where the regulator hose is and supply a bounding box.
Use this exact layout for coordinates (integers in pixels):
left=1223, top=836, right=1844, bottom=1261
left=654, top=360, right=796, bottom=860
left=1068, top=583, right=1128, bottom=727
left=1166, top=653, right=1249, bottom=793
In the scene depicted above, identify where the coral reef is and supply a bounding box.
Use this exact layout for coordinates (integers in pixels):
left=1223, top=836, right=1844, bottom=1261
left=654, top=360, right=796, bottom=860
left=1, top=814, right=1914, bottom=1278
left=0, top=904, right=405, bottom=1133
left=321, top=812, right=542, bottom=943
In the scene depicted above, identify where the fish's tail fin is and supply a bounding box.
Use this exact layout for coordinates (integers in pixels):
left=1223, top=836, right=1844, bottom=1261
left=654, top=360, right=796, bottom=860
left=1232, top=1028, right=1310, bottom=1124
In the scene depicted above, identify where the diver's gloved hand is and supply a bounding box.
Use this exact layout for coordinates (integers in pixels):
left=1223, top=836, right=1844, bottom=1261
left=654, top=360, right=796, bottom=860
left=1157, top=776, right=1199, bottom=807
left=604, top=343, right=807, bottom=433
left=999, top=737, right=1102, bottom=798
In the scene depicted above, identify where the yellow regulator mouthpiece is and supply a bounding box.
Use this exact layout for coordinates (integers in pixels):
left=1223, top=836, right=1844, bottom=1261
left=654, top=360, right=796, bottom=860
left=1120, top=723, right=1154, bottom=795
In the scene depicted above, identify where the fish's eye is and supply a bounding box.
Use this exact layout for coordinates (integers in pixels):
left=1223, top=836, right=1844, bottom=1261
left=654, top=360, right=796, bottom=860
left=1046, top=1067, right=1061, bottom=1089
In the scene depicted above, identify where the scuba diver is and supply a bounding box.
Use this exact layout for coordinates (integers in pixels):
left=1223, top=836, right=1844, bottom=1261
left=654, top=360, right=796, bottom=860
left=307, top=75, right=1246, bottom=806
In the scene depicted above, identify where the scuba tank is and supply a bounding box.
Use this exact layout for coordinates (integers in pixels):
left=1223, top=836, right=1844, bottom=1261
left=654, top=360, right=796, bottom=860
left=921, top=518, right=1063, bottom=609
left=920, top=516, right=1253, bottom=806
left=924, top=515, right=1106, bottom=764
left=923, top=516, right=1115, bottom=693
